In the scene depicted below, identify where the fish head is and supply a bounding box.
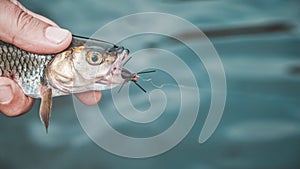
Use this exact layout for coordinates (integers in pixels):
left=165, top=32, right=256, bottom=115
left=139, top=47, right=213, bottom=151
left=46, top=44, right=129, bottom=93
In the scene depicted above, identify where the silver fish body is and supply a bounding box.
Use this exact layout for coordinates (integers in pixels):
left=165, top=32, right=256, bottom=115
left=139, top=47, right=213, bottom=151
left=0, top=40, right=53, bottom=98
left=0, top=36, right=129, bottom=132
left=0, top=36, right=129, bottom=98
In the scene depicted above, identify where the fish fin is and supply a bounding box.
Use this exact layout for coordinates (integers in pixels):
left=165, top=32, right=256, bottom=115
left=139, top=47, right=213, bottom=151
left=39, top=86, right=53, bottom=133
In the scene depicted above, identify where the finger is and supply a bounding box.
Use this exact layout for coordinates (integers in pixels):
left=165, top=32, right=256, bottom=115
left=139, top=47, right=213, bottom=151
left=0, top=0, right=72, bottom=54
left=0, top=77, right=34, bottom=117
left=75, top=91, right=102, bottom=106
left=9, top=0, right=58, bottom=26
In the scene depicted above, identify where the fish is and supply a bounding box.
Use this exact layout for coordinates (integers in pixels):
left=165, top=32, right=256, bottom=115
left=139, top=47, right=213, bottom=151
left=0, top=35, right=130, bottom=132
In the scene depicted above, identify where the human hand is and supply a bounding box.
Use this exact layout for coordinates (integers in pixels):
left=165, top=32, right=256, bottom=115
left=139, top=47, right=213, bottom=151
left=0, top=0, right=102, bottom=116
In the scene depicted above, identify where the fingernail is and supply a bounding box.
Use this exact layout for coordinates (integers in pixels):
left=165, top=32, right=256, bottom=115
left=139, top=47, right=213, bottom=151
left=45, top=26, right=70, bottom=44
left=0, top=85, right=13, bottom=104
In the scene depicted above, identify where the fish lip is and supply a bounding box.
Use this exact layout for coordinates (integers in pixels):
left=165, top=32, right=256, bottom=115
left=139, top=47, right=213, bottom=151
left=94, top=48, right=129, bottom=85
left=113, top=48, right=129, bottom=68
left=119, top=48, right=129, bottom=61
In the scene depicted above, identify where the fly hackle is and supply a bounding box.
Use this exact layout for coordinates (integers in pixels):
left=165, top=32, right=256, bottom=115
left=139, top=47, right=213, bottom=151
left=137, top=70, right=156, bottom=75
left=118, top=68, right=156, bottom=93
left=133, top=81, right=147, bottom=93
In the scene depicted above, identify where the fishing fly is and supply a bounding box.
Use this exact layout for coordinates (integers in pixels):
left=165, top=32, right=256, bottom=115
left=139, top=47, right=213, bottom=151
left=118, top=56, right=156, bottom=93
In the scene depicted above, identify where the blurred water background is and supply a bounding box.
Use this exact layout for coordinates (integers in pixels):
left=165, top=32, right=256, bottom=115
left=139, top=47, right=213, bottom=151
left=1, top=0, right=300, bottom=169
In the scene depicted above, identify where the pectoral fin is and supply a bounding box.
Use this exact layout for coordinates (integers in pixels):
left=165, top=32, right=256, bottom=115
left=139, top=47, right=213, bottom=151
left=39, top=87, right=53, bottom=133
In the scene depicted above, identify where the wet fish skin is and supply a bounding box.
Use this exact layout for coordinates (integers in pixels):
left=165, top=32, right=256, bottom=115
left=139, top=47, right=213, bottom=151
left=0, top=37, right=129, bottom=98
left=0, top=40, right=53, bottom=98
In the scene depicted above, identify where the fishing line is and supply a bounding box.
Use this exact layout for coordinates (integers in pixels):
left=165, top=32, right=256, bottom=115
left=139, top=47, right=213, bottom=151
left=140, top=77, right=198, bottom=91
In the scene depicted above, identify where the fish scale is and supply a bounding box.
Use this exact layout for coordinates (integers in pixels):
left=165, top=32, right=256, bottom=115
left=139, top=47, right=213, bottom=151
left=0, top=40, right=53, bottom=98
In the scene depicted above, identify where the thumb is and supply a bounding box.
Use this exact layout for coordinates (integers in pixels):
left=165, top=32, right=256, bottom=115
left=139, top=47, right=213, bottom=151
left=0, top=77, right=34, bottom=117
left=0, top=0, right=72, bottom=54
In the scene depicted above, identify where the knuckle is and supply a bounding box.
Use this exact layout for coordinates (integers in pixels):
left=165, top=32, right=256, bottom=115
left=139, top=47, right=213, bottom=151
left=15, top=8, right=35, bottom=32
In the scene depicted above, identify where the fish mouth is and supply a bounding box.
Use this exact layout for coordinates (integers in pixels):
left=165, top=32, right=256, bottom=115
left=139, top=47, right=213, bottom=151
left=111, top=47, right=129, bottom=72
left=119, top=48, right=129, bottom=62
left=94, top=47, right=129, bottom=87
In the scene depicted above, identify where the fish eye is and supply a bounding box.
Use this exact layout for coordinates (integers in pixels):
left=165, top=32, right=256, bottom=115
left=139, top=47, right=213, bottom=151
left=86, top=51, right=103, bottom=65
